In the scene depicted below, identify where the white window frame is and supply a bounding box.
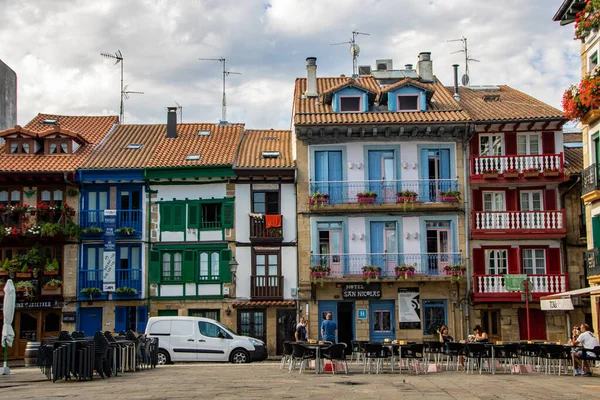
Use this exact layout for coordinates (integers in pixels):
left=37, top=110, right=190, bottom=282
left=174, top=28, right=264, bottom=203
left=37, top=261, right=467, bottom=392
left=479, top=134, right=504, bottom=156
left=522, top=249, right=546, bottom=275
left=519, top=190, right=544, bottom=211
left=338, top=95, right=362, bottom=113
left=589, top=50, right=598, bottom=72
left=482, top=191, right=506, bottom=212
left=517, top=133, right=541, bottom=155
left=485, top=249, right=508, bottom=275
left=396, top=94, right=420, bottom=112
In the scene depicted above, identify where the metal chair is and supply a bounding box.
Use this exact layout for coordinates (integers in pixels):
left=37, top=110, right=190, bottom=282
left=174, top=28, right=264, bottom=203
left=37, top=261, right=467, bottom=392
left=424, top=341, right=444, bottom=366
left=280, top=341, right=294, bottom=370
left=289, top=343, right=316, bottom=374
left=444, top=342, right=464, bottom=371
left=363, top=343, right=387, bottom=374
left=464, top=343, right=490, bottom=374
left=321, top=343, right=348, bottom=374
left=493, top=343, right=520, bottom=374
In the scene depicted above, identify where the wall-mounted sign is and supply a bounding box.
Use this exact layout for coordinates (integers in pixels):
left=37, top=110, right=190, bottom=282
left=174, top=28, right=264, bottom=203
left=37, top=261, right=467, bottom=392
left=342, top=283, right=382, bottom=300
left=398, top=288, right=421, bottom=329
left=0, top=300, right=61, bottom=311
left=103, top=209, right=117, bottom=292
left=62, top=312, right=76, bottom=323
left=357, top=309, right=368, bottom=319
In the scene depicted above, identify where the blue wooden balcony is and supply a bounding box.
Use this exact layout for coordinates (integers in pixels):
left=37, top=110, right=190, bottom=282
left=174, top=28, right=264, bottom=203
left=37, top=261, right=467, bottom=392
left=80, top=210, right=143, bottom=238
left=78, top=268, right=142, bottom=300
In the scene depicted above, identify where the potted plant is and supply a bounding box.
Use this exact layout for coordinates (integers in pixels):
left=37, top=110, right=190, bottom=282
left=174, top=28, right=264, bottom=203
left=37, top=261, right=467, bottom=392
left=0, top=259, right=9, bottom=276
left=309, top=192, right=329, bottom=206
left=60, top=203, right=76, bottom=217
left=16, top=264, right=32, bottom=279
left=15, top=280, right=34, bottom=297
left=357, top=192, right=377, bottom=204
left=44, top=258, right=60, bottom=275
left=13, top=203, right=30, bottom=215
left=36, top=201, right=53, bottom=216
left=32, top=268, right=40, bottom=279
left=82, top=226, right=104, bottom=235
left=64, top=221, right=82, bottom=240
left=503, top=168, right=519, bottom=179
left=574, top=0, right=600, bottom=40
left=397, top=190, right=418, bottom=203
left=115, top=287, right=137, bottom=295
left=440, top=190, right=461, bottom=202
left=444, top=265, right=466, bottom=283
left=116, top=227, right=136, bottom=236
left=40, top=222, right=63, bottom=238
left=362, top=265, right=382, bottom=284
left=522, top=167, right=540, bottom=178
left=0, top=279, right=5, bottom=291
left=0, top=204, right=12, bottom=216
left=482, top=168, right=499, bottom=179
left=395, top=264, right=416, bottom=280
left=309, top=265, right=331, bottom=287
left=81, top=287, right=102, bottom=300
left=43, top=279, right=62, bottom=290
left=543, top=167, right=560, bottom=177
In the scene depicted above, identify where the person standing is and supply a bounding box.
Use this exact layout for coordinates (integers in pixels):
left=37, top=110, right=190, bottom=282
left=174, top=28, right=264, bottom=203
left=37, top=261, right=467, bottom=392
left=295, top=319, right=307, bottom=342
left=321, top=313, right=338, bottom=343
left=573, top=323, right=599, bottom=376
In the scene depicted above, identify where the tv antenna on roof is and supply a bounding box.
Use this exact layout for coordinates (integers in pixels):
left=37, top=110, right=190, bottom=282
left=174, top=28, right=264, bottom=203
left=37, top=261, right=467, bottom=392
left=174, top=101, right=183, bottom=123
left=198, top=57, right=241, bottom=123
left=100, top=50, right=126, bottom=122
left=447, top=36, right=480, bottom=86
left=331, top=30, right=370, bottom=78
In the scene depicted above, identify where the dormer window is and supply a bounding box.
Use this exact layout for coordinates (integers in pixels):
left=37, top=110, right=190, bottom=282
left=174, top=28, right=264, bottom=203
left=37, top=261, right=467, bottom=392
left=47, top=139, right=70, bottom=154
left=339, top=96, right=362, bottom=113
left=397, top=94, right=419, bottom=111
left=9, top=140, right=30, bottom=154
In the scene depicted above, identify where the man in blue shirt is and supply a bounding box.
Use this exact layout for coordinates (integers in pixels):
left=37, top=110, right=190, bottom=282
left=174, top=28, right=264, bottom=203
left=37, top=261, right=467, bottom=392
left=320, top=312, right=337, bottom=343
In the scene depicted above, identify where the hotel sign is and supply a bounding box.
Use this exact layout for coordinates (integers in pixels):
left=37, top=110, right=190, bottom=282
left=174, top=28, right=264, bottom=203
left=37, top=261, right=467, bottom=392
left=342, top=283, right=382, bottom=300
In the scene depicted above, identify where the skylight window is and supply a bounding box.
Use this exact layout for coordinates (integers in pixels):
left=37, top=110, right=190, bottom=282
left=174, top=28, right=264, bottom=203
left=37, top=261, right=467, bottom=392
left=262, top=151, right=280, bottom=159
left=186, top=154, right=201, bottom=161
left=42, top=119, right=58, bottom=125
left=198, top=129, right=211, bottom=136
left=126, top=144, right=143, bottom=149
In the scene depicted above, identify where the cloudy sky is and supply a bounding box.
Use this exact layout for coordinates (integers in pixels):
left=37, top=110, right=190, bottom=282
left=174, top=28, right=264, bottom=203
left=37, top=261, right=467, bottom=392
left=0, top=0, right=581, bottom=129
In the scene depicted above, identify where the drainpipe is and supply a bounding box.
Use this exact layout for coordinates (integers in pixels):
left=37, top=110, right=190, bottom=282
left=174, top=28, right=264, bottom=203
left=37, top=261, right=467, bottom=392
left=294, top=167, right=301, bottom=325
left=463, top=125, right=472, bottom=338
left=144, top=171, right=152, bottom=318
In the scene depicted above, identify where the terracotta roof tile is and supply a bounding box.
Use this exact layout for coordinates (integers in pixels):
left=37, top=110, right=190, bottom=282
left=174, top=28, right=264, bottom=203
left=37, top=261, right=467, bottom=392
left=147, top=123, right=244, bottom=168
left=564, top=147, right=583, bottom=175
left=232, top=300, right=296, bottom=308
left=379, top=78, right=433, bottom=95
left=0, top=114, right=118, bottom=172
left=235, top=129, right=294, bottom=169
left=453, top=86, right=565, bottom=122
left=294, top=76, right=470, bottom=125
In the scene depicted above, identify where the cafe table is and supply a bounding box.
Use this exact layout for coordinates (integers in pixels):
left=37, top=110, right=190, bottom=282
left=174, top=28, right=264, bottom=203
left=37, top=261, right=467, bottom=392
left=300, top=342, right=332, bottom=374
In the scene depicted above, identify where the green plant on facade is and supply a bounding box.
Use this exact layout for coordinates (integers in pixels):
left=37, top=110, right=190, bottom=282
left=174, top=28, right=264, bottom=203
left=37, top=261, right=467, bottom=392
left=21, top=264, right=30, bottom=273
left=24, top=244, right=43, bottom=267
left=115, top=287, right=137, bottom=295
left=82, top=226, right=104, bottom=234
left=44, top=279, right=62, bottom=289
left=81, top=287, right=102, bottom=299
left=64, top=221, right=82, bottom=239
left=40, top=222, right=63, bottom=238
left=44, top=258, right=60, bottom=272
left=116, top=227, right=136, bottom=236
left=16, top=280, right=34, bottom=297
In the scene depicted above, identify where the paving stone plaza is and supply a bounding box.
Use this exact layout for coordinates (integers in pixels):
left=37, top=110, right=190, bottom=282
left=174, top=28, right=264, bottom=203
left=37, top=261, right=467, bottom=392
left=1, top=363, right=600, bottom=399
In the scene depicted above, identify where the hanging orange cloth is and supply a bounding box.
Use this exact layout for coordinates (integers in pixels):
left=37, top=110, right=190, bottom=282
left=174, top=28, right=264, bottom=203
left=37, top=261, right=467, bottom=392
left=265, top=214, right=282, bottom=229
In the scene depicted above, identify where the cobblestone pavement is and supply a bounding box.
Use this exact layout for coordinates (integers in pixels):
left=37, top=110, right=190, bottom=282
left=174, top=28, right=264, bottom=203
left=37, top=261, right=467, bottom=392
left=2, top=363, right=600, bottom=399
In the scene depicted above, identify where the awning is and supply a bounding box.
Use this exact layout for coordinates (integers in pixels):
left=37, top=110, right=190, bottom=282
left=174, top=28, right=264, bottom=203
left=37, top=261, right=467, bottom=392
left=540, top=286, right=600, bottom=311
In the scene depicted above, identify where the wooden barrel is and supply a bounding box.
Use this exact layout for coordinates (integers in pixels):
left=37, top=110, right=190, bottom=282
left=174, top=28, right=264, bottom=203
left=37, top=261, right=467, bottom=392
left=24, top=341, right=41, bottom=367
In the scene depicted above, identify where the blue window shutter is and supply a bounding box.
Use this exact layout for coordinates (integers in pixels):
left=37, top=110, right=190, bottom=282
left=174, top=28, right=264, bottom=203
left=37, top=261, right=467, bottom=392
left=314, top=152, right=328, bottom=182
left=420, top=149, right=430, bottom=201
left=368, top=151, right=382, bottom=180
left=440, top=149, right=451, bottom=179
left=328, top=151, right=343, bottom=204
left=369, top=222, right=384, bottom=269
left=115, top=306, right=127, bottom=333
left=137, top=306, right=148, bottom=333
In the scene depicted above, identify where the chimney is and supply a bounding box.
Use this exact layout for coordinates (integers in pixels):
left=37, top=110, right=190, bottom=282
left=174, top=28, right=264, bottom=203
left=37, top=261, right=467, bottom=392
left=452, top=64, right=460, bottom=102
left=417, top=52, right=433, bottom=83
left=405, top=64, right=413, bottom=70
left=305, top=57, right=318, bottom=97
left=167, top=107, right=178, bottom=138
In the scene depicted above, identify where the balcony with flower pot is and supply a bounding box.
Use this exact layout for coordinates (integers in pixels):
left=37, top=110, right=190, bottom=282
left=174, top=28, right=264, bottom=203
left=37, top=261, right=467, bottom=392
left=473, top=273, right=568, bottom=302
left=78, top=267, right=142, bottom=300
left=470, top=155, right=564, bottom=184
left=308, top=179, right=461, bottom=212
left=472, top=210, right=566, bottom=239
left=80, top=209, right=142, bottom=239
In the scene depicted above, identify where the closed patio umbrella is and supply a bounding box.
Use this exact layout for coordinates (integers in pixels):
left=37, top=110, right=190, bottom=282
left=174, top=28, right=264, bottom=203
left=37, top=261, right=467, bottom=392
left=2, top=279, right=15, bottom=375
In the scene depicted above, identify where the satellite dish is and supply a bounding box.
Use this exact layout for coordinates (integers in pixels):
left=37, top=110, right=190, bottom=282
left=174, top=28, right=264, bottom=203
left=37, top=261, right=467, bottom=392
left=350, top=44, right=360, bottom=57
left=461, top=73, right=470, bottom=86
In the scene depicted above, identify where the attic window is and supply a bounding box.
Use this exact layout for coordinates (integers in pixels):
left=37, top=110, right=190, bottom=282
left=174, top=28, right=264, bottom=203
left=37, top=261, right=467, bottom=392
left=198, top=129, right=211, bottom=136
left=42, top=119, right=58, bottom=125
left=48, top=139, right=70, bottom=154
left=8, top=140, right=31, bottom=154
left=186, top=154, right=200, bottom=161
left=262, top=151, right=280, bottom=159
left=126, top=144, right=143, bottom=149
left=483, top=95, right=501, bottom=102
left=397, top=94, right=419, bottom=111
left=339, top=96, right=361, bottom=113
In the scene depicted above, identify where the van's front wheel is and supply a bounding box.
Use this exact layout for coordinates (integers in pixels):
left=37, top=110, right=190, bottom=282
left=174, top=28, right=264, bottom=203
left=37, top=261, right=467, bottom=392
left=158, top=349, right=171, bottom=365
left=230, top=349, right=249, bottom=364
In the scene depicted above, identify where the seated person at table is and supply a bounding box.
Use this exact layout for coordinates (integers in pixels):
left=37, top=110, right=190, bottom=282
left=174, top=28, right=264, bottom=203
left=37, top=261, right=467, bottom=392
left=568, top=325, right=581, bottom=346
left=321, top=313, right=337, bottom=344
left=470, top=325, right=488, bottom=343
left=573, top=323, right=599, bottom=376
left=295, top=319, right=307, bottom=342
left=437, top=325, right=454, bottom=343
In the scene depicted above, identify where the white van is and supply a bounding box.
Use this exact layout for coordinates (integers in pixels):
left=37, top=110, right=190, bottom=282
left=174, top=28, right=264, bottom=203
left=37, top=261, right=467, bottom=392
left=145, top=316, right=267, bottom=364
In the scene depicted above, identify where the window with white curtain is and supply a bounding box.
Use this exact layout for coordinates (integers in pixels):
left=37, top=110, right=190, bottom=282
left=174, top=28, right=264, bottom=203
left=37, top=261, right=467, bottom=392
left=522, top=249, right=546, bottom=274
left=485, top=249, right=508, bottom=275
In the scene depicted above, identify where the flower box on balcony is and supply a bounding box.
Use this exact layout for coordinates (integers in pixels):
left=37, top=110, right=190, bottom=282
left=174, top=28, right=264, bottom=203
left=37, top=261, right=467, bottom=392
left=395, top=265, right=416, bottom=280
left=445, top=268, right=465, bottom=276
left=482, top=172, right=499, bottom=179
left=358, top=197, right=376, bottom=204
left=543, top=170, right=560, bottom=177
left=523, top=171, right=539, bottom=178
left=0, top=270, right=8, bottom=277
left=362, top=266, right=382, bottom=283
left=310, top=266, right=330, bottom=286
left=309, top=198, right=328, bottom=205
left=44, top=270, right=59, bottom=276
left=503, top=172, right=519, bottom=179
left=397, top=196, right=417, bottom=203
left=440, top=196, right=459, bottom=202
left=15, top=272, right=31, bottom=279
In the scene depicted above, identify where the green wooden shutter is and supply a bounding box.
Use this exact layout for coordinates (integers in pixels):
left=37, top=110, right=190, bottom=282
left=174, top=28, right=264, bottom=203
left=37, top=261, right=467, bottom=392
left=173, top=203, right=185, bottom=231
left=188, top=202, right=200, bottom=229
left=219, top=249, right=232, bottom=282
left=161, top=204, right=173, bottom=230
left=593, top=215, right=600, bottom=248
left=182, top=250, right=196, bottom=282
left=222, top=202, right=234, bottom=228
left=149, top=250, right=161, bottom=284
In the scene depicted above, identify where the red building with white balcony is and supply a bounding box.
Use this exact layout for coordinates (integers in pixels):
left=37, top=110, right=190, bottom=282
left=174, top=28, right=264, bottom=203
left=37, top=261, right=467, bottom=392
left=458, top=85, right=568, bottom=342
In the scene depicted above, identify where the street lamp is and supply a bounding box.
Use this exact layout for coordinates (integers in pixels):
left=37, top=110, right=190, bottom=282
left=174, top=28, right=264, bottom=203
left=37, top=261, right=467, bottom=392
left=229, top=257, right=238, bottom=282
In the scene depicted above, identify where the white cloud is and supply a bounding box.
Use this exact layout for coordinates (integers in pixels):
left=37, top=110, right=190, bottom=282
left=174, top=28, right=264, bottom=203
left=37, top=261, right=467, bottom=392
left=0, top=0, right=581, bottom=128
